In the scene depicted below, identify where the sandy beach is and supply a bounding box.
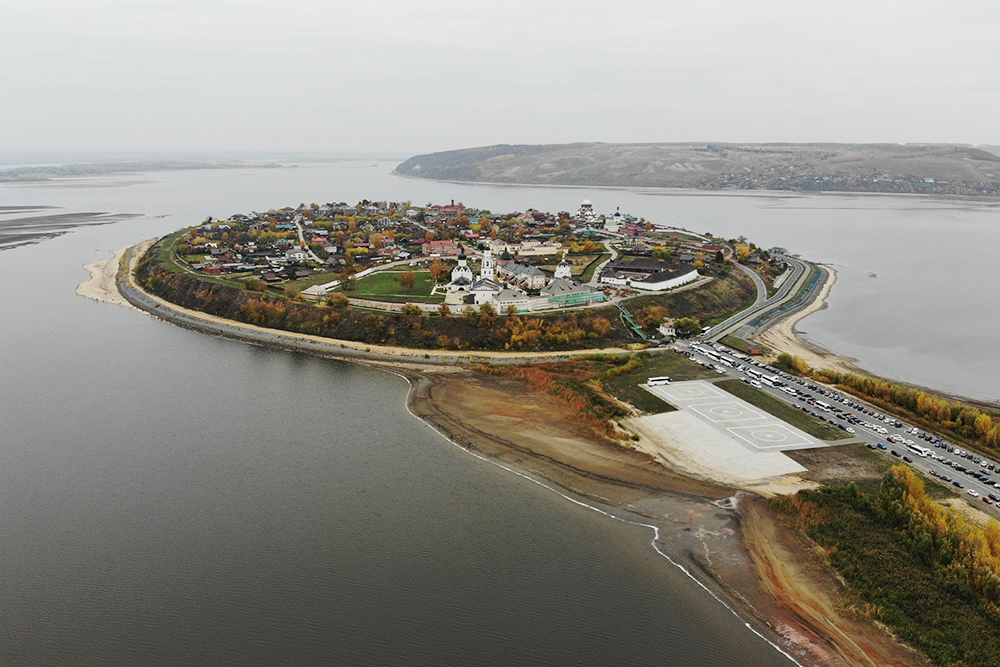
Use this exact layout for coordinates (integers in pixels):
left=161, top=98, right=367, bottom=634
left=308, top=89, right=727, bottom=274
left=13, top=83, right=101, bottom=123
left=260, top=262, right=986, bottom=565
left=75, top=247, right=138, bottom=309
left=81, top=239, right=928, bottom=667
left=755, top=267, right=868, bottom=377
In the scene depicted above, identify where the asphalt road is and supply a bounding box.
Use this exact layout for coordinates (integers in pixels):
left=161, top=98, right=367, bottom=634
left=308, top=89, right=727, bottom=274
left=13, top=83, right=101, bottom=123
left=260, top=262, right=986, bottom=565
left=705, top=257, right=809, bottom=342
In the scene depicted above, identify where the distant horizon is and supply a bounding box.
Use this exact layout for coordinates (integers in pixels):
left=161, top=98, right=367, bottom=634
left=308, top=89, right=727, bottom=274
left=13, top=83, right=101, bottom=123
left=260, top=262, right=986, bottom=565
left=3, top=140, right=1000, bottom=168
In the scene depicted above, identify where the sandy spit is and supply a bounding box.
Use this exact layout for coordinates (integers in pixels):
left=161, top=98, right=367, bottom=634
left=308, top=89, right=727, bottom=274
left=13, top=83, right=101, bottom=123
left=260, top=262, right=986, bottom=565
left=75, top=248, right=139, bottom=310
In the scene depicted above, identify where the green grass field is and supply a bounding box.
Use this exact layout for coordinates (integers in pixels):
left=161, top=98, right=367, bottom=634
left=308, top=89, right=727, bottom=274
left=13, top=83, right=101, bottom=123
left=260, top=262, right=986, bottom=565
left=715, top=379, right=847, bottom=441
left=602, top=353, right=718, bottom=414
left=342, top=269, right=444, bottom=303
left=721, top=335, right=753, bottom=353
left=280, top=271, right=341, bottom=292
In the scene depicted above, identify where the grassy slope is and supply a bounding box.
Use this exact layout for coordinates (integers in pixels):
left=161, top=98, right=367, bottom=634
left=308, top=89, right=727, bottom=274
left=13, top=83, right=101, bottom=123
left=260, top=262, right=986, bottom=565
left=602, top=354, right=717, bottom=415
left=622, top=269, right=756, bottom=326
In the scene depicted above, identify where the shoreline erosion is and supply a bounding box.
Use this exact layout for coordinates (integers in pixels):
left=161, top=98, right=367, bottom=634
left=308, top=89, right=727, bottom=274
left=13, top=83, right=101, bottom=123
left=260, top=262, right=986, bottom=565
left=75, top=243, right=928, bottom=666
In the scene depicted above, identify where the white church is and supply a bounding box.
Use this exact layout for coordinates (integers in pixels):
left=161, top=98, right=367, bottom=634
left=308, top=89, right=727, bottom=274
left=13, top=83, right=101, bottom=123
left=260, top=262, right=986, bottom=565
left=445, top=245, right=601, bottom=311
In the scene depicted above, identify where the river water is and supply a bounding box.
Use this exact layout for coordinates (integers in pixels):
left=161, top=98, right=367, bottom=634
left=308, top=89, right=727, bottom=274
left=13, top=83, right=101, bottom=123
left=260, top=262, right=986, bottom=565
left=0, top=165, right=797, bottom=665
left=1, top=161, right=995, bottom=664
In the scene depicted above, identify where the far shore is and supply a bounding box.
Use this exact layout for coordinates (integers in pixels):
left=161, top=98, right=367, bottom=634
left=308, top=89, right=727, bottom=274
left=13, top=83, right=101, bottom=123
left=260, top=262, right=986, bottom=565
left=71, top=239, right=931, bottom=667
left=393, top=170, right=998, bottom=203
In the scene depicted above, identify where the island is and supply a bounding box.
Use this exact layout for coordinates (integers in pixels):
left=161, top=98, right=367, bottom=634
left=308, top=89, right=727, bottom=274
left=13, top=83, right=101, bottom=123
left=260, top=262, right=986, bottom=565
left=79, top=196, right=1000, bottom=667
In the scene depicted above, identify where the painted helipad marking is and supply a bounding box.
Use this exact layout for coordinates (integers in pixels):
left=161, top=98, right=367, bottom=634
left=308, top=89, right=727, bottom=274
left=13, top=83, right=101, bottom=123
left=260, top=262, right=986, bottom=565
left=689, top=402, right=765, bottom=423
left=659, top=383, right=725, bottom=401
left=645, top=380, right=826, bottom=453
left=727, top=423, right=812, bottom=451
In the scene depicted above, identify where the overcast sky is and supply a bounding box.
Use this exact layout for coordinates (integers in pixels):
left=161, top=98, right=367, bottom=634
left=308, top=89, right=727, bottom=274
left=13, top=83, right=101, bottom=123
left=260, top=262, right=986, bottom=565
left=4, top=0, right=999, bottom=157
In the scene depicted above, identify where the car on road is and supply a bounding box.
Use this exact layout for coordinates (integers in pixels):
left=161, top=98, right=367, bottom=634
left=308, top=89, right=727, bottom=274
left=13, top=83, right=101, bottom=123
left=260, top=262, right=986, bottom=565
left=968, top=489, right=980, bottom=497
left=953, top=481, right=964, bottom=488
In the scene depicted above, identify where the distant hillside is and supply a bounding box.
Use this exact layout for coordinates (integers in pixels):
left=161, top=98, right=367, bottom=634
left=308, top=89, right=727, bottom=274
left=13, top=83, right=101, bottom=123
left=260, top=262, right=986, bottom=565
left=394, top=143, right=1000, bottom=196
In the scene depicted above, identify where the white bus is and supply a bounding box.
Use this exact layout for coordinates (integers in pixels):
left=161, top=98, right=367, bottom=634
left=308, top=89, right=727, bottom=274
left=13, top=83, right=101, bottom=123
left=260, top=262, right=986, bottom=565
left=761, top=374, right=785, bottom=387
left=907, top=443, right=929, bottom=457
left=647, top=376, right=672, bottom=386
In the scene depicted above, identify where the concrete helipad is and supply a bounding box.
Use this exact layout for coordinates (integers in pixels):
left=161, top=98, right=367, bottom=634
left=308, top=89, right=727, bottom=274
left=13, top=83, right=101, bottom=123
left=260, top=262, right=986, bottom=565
left=625, top=379, right=826, bottom=485
left=648, top=380, right=825, bottom=453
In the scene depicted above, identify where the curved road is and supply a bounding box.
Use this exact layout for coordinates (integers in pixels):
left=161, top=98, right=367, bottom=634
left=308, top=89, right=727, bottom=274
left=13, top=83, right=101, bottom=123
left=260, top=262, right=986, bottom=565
left=704, top=257, right=809, bottom=342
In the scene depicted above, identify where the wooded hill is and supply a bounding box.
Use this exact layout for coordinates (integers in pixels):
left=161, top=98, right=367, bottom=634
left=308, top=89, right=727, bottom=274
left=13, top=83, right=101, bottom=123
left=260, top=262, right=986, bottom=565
left=394, top=143, right=1000, bottom=196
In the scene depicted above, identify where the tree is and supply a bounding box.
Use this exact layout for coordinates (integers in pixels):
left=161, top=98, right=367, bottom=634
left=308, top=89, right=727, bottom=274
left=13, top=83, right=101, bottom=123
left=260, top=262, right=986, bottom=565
left=429, top=259, right=445, bottom=281
left=589, top=317, right=613, bottom=335
left=776, top=353, right=810, bottom=375
left=401, top=304, right=423, bottom=317
left=637, top=305, right=669, bottom=328
left=479, top=303, right=497, bottom=329
left=398, top=271, right=417, bottom=292
left=326, top=293, right=350, bottom=308
left=652, top=247, right=672, bottom=262
left=675, top=317, right=702, bottom=335
left=583, top=240, right=596, bottom=254
left=505, top=305, right=518, bottom=317
left=715, top=249, right=725, bottom=263
left=736, top=243, right=751, bottom=261
left=438, top=303, right=452, bottom=317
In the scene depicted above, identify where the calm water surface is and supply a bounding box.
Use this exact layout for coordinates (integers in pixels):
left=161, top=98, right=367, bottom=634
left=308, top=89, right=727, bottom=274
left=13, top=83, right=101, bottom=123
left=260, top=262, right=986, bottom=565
left=0, top=177, right=794, bottom=665
left=2, top=161, right=996, bottom=664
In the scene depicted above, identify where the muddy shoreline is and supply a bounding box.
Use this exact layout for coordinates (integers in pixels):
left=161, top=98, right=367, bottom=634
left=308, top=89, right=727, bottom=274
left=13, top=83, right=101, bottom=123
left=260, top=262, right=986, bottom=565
left=75, top=242, right=927, bottom=666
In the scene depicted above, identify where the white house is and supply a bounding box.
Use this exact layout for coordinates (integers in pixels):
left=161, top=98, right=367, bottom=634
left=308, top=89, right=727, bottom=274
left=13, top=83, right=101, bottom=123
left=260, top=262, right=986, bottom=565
left=630, top=266, right=699, bottom=291
left=285, top=248, right=310, bottom=263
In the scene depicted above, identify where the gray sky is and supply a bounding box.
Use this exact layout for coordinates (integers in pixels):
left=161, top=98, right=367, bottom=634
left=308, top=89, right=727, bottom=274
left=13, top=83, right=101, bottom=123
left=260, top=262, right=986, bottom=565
left=4, top=0, right=999, bottom=156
